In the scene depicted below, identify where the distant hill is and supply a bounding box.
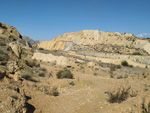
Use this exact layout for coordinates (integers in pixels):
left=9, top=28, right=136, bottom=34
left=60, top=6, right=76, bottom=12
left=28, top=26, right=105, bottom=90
left=22, top=36, right=39, bottom=45
left=38, top=30, right=150, bottom=55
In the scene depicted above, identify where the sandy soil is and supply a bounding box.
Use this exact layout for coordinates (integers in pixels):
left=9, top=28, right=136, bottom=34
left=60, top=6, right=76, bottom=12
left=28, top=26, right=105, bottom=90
left=22, top=63, right=150, bottom=113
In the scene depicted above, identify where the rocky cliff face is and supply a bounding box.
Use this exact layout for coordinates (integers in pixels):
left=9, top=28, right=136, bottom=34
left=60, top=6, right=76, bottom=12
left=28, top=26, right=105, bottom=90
left=0, top=23, right=37, bottom=113
left=38, top=41, right=67, bottom=51
left=38, top=30, right=150, bottom=55
left=53, top=30, right=136, bottom=46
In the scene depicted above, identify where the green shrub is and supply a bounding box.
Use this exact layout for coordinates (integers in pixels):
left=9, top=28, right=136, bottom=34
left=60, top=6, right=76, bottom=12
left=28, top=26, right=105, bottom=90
left=0, top=54, right=9, bottom=61
left=39, top=48, right=44, bottom=50
left=21, top=74, right=32, bottom=80
left=132, top=52, right=143, bottom=55
left=50, top=87, right=59, bottom=96
left=68, top=81, right=75, bottom=86
left=21, top=74, right=38, bottom=82
left=117, top=75, right=124, bottom=79
left=0, top=42, right=6, bottom=46
left=107, top=86, right=131, bottom=103
left=39, top=67, right=47, bottom=72
left=0, top=25, right=7, bottom=29
left=121, top=61, right=129, bottom=66
left=56, top=70, right=73, bottom=79
left=38, top=72, right=45, bottom=77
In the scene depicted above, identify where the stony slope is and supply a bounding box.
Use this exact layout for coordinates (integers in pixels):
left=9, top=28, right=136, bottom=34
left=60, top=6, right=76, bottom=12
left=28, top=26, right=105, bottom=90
left=0, top=22, right=40, bottom=113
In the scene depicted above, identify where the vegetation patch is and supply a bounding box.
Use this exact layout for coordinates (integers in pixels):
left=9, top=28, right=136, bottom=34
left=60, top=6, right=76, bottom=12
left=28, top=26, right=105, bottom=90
left=56, top=70, right=73, bottom=79
left=21, top=74, right=38, bottom=82
left=106, top=86, right=131, bottom=103
left=132, top=52, right=143, bottom=55
left=121, top=61, right=129, bottom=66
left=50, top=87, right=59, bottom=96
left=39, top=67, right=47, bottom=72
left=0, top=54, right=9, bottom=61
left=38, top=72, right=45, bottom=77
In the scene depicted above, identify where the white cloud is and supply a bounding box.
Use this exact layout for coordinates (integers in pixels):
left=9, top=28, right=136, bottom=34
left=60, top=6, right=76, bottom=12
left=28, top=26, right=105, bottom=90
left=137, top=33, right=150, bottom=38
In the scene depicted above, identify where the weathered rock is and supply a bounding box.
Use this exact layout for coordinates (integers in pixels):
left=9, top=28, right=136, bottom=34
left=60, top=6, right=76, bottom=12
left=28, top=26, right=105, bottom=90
left=0, top=22, right=22, bottom=39
left=32, top=52, right=76, bottom=67
left=6, top=61, right=20, bottom=73
left=9, top=42, right=22, bottom=58
left=38, top=41, right=67, bottom=51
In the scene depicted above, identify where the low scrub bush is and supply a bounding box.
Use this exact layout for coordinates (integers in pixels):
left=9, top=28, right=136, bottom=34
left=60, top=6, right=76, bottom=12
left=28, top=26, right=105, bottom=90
left=38, top=72, right=45, bottom=77
left=0, top=25, right=7, bottom=29
left=121, top=61, right=129, bottom=66
left=21, top=74, right=32, bottom=80
left=68, top=81, right=75, bottom=86
left=107, top=86, right=131, bottom=103
left=50, top=87, right=59, bottom=96
left=21, top=74, right=38, bottom=82
left=39, top=48, right=44, bottom=50
left=132, top=52, right=143, bottom=55
left=0, top=42, right=6, bottom=46
left=0, top=54, right=9, bottom=61
left=39, top=67, right=47, bottom=72
left=56, top=70, right=73, bottom=79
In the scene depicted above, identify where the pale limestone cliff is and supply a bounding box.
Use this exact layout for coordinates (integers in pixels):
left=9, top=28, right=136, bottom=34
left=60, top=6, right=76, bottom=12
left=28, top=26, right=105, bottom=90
left=38, top=41, right=67, bottom=51
left=53, top=30, right=136, bottom=46
left=37, top=30, right=150, bottom=54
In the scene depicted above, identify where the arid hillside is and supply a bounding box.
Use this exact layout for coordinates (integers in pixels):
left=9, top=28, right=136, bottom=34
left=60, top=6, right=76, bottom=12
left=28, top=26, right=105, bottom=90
left=0, top=23, right=150, bottom=113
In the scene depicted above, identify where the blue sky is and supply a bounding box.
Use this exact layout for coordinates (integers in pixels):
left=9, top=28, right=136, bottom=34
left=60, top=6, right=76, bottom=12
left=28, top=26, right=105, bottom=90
left=0, top=0, right=150, bottom=40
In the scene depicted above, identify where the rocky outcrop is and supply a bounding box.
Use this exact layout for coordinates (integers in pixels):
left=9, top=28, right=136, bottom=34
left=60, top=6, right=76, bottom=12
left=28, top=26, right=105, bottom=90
left=38, top=41, right=67, bottom=51
left=53, top=30, right=136, bottom=46
left=0, top=22, right=22, bottom=40
left=32, top=52, right=76, bottom=67
left=0, top=23, right=37, bottom=112
left=37, top=30, right=150, bottom=54
left=0, top=80, right=27, bottom=113
left=9, top=42, right=22, bottom=58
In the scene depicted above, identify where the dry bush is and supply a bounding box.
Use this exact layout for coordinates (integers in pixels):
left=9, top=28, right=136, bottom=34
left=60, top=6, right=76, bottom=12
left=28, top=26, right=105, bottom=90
left=106, top=86, right=131, bottom=103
